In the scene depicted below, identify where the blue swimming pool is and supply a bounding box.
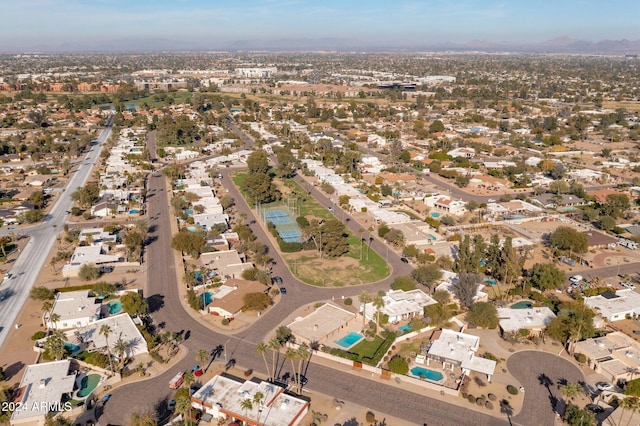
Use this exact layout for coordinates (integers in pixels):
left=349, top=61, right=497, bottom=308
left=399, top=324, right=412, bottom=332
left=427, top=233, right=437, bottom=241
left=129, top=209, right=139, bottom=215
left=335, top=332, right=363, bottom=348
left=511, top=301, right=533, bottom=309
left=64, top=342, right=81, bottom=353
left=77, top=374, right=101, bottom=398
left=483, top=278, right=497, bottom=285
left=411, top=366, right=444, bottom=382
left=430, top=212, right=441, bottom=218
left=107, top=301, right=122, bottom=315
left=201, top=292, right=213, bottom=305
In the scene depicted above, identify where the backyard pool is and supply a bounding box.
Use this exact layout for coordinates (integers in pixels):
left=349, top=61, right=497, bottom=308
left=410, top=366, right=444, bottom=382
left=129, top=209, right=139, bottom=215
left=107, top=301, right=122, bottom=315
left=64, top=342, right=81, bottom=354
left=399, top=324, right=412, bottom=332
left=201, top=292, right=213, bottom=305
left=430, top=212, right=441, bottom=218
left=335, top=332, right=363, bottom=348
left=77, top=374, right=101, bottom=398
left=483, top=278, right=497, bottom=286
left=511, top=301, right=533, bottom=309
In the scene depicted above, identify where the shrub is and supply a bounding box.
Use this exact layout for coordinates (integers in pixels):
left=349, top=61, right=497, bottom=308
left=476, top=397, right=485, bottom=406
left=344, top=298, right=353, bottom=306
left=221, top=318, right=230, bottom=326
left=387, top=355, right=409, bottom=375
left=467, top=394, right=475, bottom=403
left=31, top=331, right=46, bottom=341
left=485, top=401, right=494, bottom=410
left=488, top=393, right=497, bottom=401
left=365, top=411, right=375, bottom=423
left=507, top=385, right=519, bottom=395
left=575, top=353, right=587, bottom=364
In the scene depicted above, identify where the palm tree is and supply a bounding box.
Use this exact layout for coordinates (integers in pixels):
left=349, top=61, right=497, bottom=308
left=359, top=291, right=371, bottom=327
left=253, top=391, right=265, bottom=422
left=45, top=331, right=66, bottom=360
left=196, top=348, right=209, bottom=372
left=372, top=294, right=385, bottom=335
left=256, top=342, right=271, bottom=380
left=284, top=348, right=298, bottom=390
left=49, top=313, right=61, bottom=330
left=268, top=337, right=281, bottom=381
left=560, top=383, right=584, bottom=401
left=99, top=324, right=115, bottom=373
left=112, top=338, right=129, bottom=372
left=183, top=371, right=195, bottom=391
left=295, top=344, right=310, bottom=393
left=239, top=398, right=253, bottom=420
left=174, top=395, right=192, bottom=426
left=42, top=300, right=53, bottom=313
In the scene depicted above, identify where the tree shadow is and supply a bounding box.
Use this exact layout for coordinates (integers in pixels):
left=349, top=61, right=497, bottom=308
left=500, top=399, right=514, bottom=426
left=538, top=373, right=554, bottom=397
left=3, top=361, right=23, bottom=380
left=147, top=294, right=165, bottom=313
left=342, top=417, right=359, bottom=426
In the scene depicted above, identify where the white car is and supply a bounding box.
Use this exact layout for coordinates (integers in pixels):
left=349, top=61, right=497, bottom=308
left=621, top=282, right=636, bottom=290
left=596, top=382, right=613, bottom=391
left=569, top=275, right=583, bottom=283
left=487, top=198, right=496, bottom=203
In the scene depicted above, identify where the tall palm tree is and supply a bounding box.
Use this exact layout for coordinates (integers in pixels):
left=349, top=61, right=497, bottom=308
left=239, top=398, right=253, bottom=421
left=372, top=294, right=385, bottom=335
left=256, top=342, right=271, bottom=380
left=284, top=348, right=298, bottom=389
left=42, top=300, right=53, bottom=314
left=174, top=395, right=192, bottom=426
left=295, top=345, right=310, bottom=393
left=183, top=371, right=195, bottom=393
left=45, top=331, right=66, bottom=360
left=196, top=348, right=209, bottom=372
left=359, top=291, right=371, bottom=327
left=99, top=324, right=115, bottom=373
left=253, top=391, right=265, bottom=423
left=49, top=313, right=61, bottom=330
left=268, top=337, right=281, bottom=381
left=112, top=338, right=130, bottom=372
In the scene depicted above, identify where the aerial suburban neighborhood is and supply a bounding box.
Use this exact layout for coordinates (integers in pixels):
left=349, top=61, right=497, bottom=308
left=2, top=13, right=640, bottom=426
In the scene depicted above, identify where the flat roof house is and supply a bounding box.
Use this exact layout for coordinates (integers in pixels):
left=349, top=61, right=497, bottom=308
left=288, top=303, right=357, bottom=345
left=200, top=250, right=252, bottom=280
left=425, top=328, right=496, bottom=381
left=44, top=290, right=101, bottom=330
left=62, top=245, right=121, bottom=278
left=361, top=289, right=437, bottom=324
left=207, top=279, right=267, bottom=319
left=575, top=332, right=640, bottom=383
left=11, top=360, right=76, bottom=425
left=585, top=289, right=640, bottom=321
left=191, top=374, right=309, bottom=426
left=497, top=307, right=556, bottom=335
left=73, top=313, right=149, bottom=358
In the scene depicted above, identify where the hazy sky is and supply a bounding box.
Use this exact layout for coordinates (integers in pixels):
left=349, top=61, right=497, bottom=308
left=2, top=0, right=639, bottom=50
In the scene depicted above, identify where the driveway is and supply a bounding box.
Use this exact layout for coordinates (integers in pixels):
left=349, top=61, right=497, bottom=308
left=507, top=351, right=584, bottom=426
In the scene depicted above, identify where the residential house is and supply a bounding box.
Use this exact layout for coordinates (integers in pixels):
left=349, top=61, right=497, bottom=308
left=200, top=250, right=252, bottom=280
left=288, top=303, right=358, bottom=346
left=91, top=198, right=120, bottom=217
left=583, top=231, right=618, bottom=249
left=43, top=290, right=101, bottom=330
left=192, top=213, right=229, bottom=232
left=532, top=194, right=588, bottom=210
left=575, top=332, right=640, bottom=384
left=206, top=279, right=267, bottom=319
left=585, top=289, right=640, bottom=322
left=361, top=289, right=437, bottom=324
left=11, top=360, right=76, bottom=425
left=79, top=227, right=118, bottom=245
left=422, top=329, right=496, bottom=382
left=72, top=313, right=149, bottom=358
left=191, top=374, right=309, bottom=426
left=447, top=148, right=476, bottom=159
left=497, top=307, right=556, bottom=335
left=424, top=195, right=467, bottom=217
left=62, top=245, right=121, bottom=278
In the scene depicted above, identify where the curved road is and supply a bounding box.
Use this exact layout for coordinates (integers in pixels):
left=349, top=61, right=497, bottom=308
left=101, top=166, right=508, bottom=425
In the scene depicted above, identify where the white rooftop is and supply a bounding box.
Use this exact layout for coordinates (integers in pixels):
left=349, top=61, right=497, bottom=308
left=73, top=313, right=148, bottom=357
left=288, top=303, right=355, bottom=343
left=47, top=290, right=100, bottom=328
left=428, top=329, right=495, bottom=376
left=585, top=289, right=640, bottom=321
left=497, top=307, right=556, bottom=332
left=11, top=360, right=75, bottom=423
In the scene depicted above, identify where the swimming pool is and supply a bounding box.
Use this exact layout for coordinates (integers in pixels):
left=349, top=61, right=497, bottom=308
left=411, top=366, right=444, bottom=382
left=335, top=332, right=363, bottom=348
left=77, top=374, right=101, bottom=398
left=201, top=292, right=213, bottom=305
left=107, top=301, right=122, bottom=315
left=64, top=342, right=81, bottom=354
left=483, top=278, right=497, bottom=285
left=399, top=324, right=412, bottom=332
left=427, top=233, right=437, bottom=241
left=430, top=212, right=441, bottom=218
left=511, top=301, right=533, bottom=309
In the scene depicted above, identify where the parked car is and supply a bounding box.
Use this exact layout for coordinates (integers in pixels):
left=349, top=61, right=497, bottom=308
left=272, top=276, right=283, bottom=285
left=586, top=404, right=604, bottom=414
left=596, top=382, right=613, bottom=391
left=279, top=287, right=287, bottom=295
left=167, top=399, right=176, bottom=411
left=400, top=257, right=409, bottom=264
left=569, top=275, right=583, bottom=283
left=620, top=282, right=636, bottom=290
left=292, top=374, right=308, bottom=386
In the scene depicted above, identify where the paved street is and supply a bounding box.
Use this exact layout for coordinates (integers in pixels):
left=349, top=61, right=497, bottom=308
left=508, top=351, right=584, bottom=426
left=0, top=118, right=113, bottom=348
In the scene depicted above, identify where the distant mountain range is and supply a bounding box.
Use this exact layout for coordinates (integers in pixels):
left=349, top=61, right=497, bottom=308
left=4, top=36, right=640, bottom=54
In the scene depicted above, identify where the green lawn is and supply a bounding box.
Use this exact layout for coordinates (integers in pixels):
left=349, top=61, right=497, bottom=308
left=351, top=336, right=385, bottom=359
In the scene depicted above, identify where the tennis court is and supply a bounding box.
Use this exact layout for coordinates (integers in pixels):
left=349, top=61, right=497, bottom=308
left=279, top=228, right=302, bottom=243
left=264, top=209, right=293, bottom=225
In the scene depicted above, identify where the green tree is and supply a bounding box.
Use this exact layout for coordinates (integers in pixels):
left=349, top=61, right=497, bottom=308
left=78, top=263, right=100, bottom=281
left=91, top=282, right=116, bottom=298
left=196, top=348, right=210, bottom=373
left=171, top=229, right=206, bottom=255
left=412, top=264, right=443, bottom=292
left=563, top=403, right=596, bottom=426
left=175, top=395, right=192, bottom=426
left=429, top=120, right=445, bottom=133
left=44, top=413, right=73, bottom=426
left=247, top=150, right=269, bottom=174
left=601, top=194, right=630, bottom=218
left=466, top=302, right=499, bottom=328
left=598, top=215, right=617, bottom=231
left=388, top=355, right=409, bottom=374
left=242, top=292, right=270, bottom=311
left=560, top=383, right=584, bottom=401
left=120, top=292, right=148, bottom=317
left=546, top=301, right=596, bottom=350
left=390, top=276, right=417, bottom=291
left=244, top=172, right=280, bottom=204
left=44, top=331, right=66, bottom=360
left=220, top=194, right=235, bottom=210
left=529, top=263, right=565, bottom=291
left=275, top=326, right=293, bottom=346
left=256, top=342, right=271, bottom=381
left=129, top=411, right=157, bottom=426
left=31, top=286, right=55, bottom=301
left=71, top=182, right=100, bottom=208
left=373, top=294, right=385, bottom=335
left=303, top=219, right=349, bottom=258
left=359, top=291, right=372, bottom=326
left=549, top=226, right=588, bottom=253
